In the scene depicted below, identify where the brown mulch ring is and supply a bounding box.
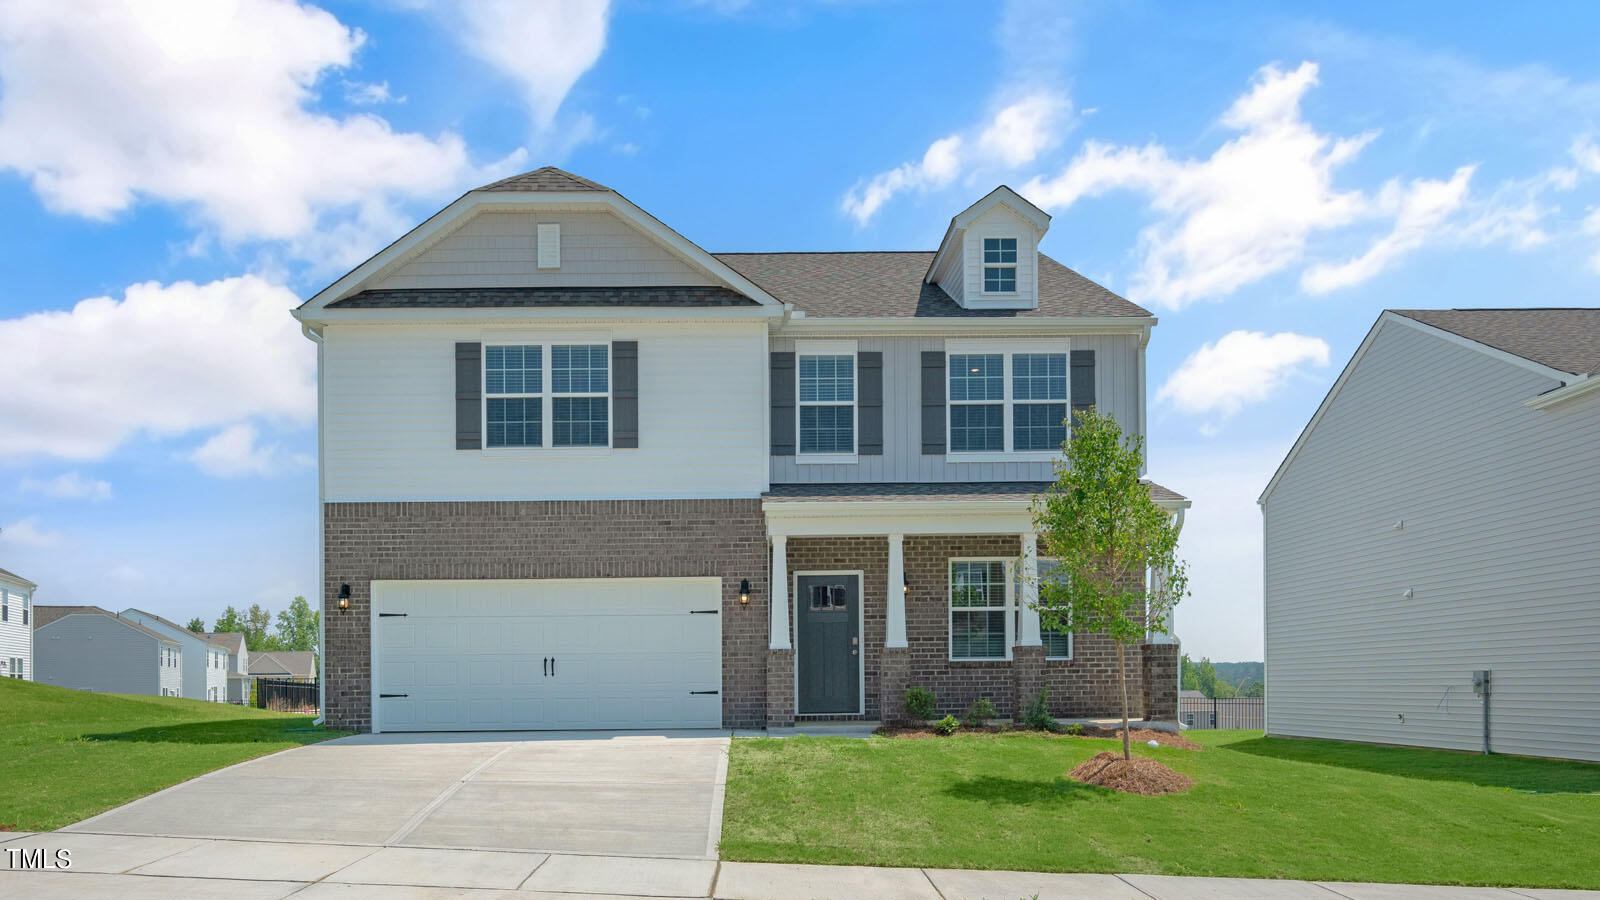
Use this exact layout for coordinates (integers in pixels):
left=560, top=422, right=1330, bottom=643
left=1077, top=726, right=1203, bottom=751
left=873, top=723, right=1202, bottom=750
left=1068, top=751, right=1195, bottom=795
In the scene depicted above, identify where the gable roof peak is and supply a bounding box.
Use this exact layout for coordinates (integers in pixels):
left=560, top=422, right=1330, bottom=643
left=475, top=166, right=610, bottom=193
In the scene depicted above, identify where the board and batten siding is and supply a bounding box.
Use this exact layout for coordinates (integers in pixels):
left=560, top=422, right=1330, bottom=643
left=1263, top=318, right=1600, bottom=761
left=0, top=585, right=32, bottom=680
left=323, top=320, right=769, bottom=502
left=35, top=615, right=164, bottom=696
left=371, top=211, right=716, bottom=291
left=770, top=333, right=1140, bottom=483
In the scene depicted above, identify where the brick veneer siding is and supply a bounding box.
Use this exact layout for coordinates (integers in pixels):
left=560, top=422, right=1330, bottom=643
left=1140, top=641, right=1179, bottom=722
left=783, top=537, right=888, bottom=718
left=322, top=499, right=766, bottom=732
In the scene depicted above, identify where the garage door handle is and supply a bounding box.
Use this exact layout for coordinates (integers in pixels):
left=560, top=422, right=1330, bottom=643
left=378, top=613, right=407, bottom=618
left=379, top=693, right=408, bottom=698
left=690, top=690, right=719, bottom=695
left=689, top=609, right=719, bottom=615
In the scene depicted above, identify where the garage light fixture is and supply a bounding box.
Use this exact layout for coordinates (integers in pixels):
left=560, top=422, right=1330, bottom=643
left=904, top=574, right=910, bottom=594
left=337, top=583, right=351, bottom=611
left=739, top=579, right=751, bottom=605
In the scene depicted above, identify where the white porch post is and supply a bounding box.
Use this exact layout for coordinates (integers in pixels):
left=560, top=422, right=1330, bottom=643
left=769, top=535, right=791, bottom=650
left=886, top=534, right=907, bottom=648
left=1019, top=532, right=1041, bottom=646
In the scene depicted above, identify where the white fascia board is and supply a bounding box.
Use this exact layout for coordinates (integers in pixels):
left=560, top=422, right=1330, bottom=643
left=1525, top=374, right=1599, bottom=409
left=773, top=316, right=1153, bottom=337
left=0, top=571, right=36, bottom=590
left=763, top=498, right=1036, bottom=537
left=299, top=305, right=779, bottom=326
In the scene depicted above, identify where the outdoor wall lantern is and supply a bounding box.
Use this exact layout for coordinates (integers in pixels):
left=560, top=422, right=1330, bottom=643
left=739, top=579, right=751, bottom=605
left=903, top=575, right=911, bottom=594
left=337, top=583, right=351, bottom=611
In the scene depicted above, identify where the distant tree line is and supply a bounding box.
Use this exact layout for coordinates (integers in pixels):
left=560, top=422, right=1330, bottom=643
left=1182, top=654, right=1264, bottom=698
left=184, top=596, right=319, bottom=656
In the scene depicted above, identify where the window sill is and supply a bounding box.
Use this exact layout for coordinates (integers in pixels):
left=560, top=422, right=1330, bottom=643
left=479, top=447, right=613, bottom=459
left=795, top=453, right=858, bottom=466
left=949, top=656, right=1014, bottom=664
left=946, top=451, right=1060, bottom=464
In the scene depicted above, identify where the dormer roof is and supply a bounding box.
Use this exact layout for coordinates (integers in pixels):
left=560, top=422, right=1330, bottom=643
left=925, top=185, right=1052, bottom=285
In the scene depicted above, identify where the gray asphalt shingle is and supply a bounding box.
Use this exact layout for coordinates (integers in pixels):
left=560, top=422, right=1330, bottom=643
left=1392, top=308, right=1600, bottom=376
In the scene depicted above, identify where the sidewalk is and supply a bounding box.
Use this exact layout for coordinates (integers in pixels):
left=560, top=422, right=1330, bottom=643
left=1, top=831, right=1592, bottom=899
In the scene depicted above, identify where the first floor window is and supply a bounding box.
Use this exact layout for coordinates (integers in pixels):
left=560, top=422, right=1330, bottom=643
left=950, top=560, right=1010, bottom=660
left=1035, top=559, right=1072, bottom=659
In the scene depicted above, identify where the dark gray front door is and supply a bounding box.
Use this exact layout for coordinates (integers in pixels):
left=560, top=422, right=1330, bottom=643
left=795, top=574, right=860, bottom=714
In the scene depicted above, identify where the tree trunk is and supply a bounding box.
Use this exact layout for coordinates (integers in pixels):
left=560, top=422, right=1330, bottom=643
left=1117, top=641, right=1130, bottom=761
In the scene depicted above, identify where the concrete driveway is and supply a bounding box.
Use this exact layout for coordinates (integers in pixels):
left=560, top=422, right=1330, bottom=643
left=63, top=730, right=730, bottom=859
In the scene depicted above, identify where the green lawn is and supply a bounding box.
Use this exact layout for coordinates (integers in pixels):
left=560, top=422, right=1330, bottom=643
left=0, top=677, right=348, bottom=831
left=721, top=729, right=1600, bottom=889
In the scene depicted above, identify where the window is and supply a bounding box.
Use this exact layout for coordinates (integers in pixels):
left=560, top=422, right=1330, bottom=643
left=797, top=349, right=856, bottom=456
left=950, top=560, right=1011, bottom=660
left=484, top=343, right=609, bottom=450
left=947, top=343, right=1070, bottom=459
left=983, top=237, right=1017, bottom=293
left=1030, top=559, right=1072, bottom=660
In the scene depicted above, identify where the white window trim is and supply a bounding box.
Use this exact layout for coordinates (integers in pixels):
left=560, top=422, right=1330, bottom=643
left=794, top=339, right=859, bottom=465
left=481, top=340, right=613, bottom=455
left=949, top=557, right=1014, bottom=662
left=980, top=236, right=1019, bottom=296
left=1033, top=558, right=1073, bottom=661
left=944, top=338, right=1070, bottom=463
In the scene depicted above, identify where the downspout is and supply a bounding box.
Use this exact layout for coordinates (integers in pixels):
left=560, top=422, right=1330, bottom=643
left=299, top=319, right=327, bottom=727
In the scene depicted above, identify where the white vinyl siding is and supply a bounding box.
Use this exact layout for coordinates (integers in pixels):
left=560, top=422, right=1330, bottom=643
left=962, top=206, right=1037, bottom=307
left=121, top=610, right=229, bottom=702
left=1263, top=318, right=1600, bottom=762
left=0, top=584, right=31, bottom=681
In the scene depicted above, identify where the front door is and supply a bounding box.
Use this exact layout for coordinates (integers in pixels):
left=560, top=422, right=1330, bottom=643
left=795, top=574, right=860, bottom=715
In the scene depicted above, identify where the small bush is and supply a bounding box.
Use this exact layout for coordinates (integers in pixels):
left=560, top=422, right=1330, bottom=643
left=963, top=697, right=997, bottom=728
left=904, top=686, right=936, bottom=721
left=933, top=714, right=960, bottom=736
left=1020, top=688, right=1057, bottom=731
left=1065, top=723, right=1085, bottom=736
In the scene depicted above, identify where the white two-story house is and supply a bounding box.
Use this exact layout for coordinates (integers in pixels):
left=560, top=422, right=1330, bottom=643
left=1, top=566, right=36, bottom=680
left=294, top=168, right=1189, bottom=732
left=120, top=608, right=228, bottom=702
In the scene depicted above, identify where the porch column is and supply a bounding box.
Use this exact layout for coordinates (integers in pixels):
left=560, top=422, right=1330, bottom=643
left=885, top=533, right=907, bottom=648
left=1019, top=532, right=1041, bottom=646
left=769, top=535, right=790, bottom=650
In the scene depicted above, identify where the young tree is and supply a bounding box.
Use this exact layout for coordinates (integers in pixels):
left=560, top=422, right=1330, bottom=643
left=1029, top=408, right=1188, bottom=761
left=185, top=616, right=207, bottom=633
left=274, top=596, right=320, bottom=655
left=213, top=605, right=245, bottom=635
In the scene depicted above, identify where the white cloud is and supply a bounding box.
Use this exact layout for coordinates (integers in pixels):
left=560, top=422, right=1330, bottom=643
left=343, top=80, right=400, bottom=105
left=841, top=135, right=963, bottom=225
left=188, top=423, right=309, bottom=478
left=1158, top=330, right=1331, bottom=422
left=978, top=94, right=1068, bottom=167
left=1583, top=208, right=1600, bottom=274
left=1025, top=62, right=1374, bottom=309
left=18, top=472, right=113, bottom=502
left=0, top=0, right=512, bottom=270
left=1301, top=166, right=1475, bottom=293
left=0, top=276, right=314, bottom=461
left=0, top=516, right=62, bottom=549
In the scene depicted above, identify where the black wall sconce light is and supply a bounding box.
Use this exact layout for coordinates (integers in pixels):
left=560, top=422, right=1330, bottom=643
left=337, top=583, right=351, bottom=611
left=903, top=574, right=911, bottom=594
left=739, top=579, right=751, bottom=605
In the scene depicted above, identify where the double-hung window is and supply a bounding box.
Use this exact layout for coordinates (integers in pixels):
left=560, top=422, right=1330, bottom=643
left=795, top=341, right=856, bottom=461
left=946, top=341, right=1070, bottom=460
left=983, top=237, right=1017, bottom=293
left=950, top=559, right=1012, bottom=660
left=1021, top=559, right=1073, bottom=660
left=484, top=342, right=609, bottom=449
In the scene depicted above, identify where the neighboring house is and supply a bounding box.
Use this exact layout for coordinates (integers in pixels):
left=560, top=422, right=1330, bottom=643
left=0, top=567, right=36, bottom=681
left=203, top=632, right=250, bottom=702
left=247, top=650, right=316, bottom=682
left=119, top=608, right=228, bottom=702
left=1261, top=308, right=1600, bottom=762
left=34, top=606, right=183, bottom=696
left=294, top=167, right=1189, bottom=733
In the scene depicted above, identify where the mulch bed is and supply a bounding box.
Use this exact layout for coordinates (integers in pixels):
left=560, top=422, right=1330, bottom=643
left=1067, top=751, right=1194, bottom=795
left=873, top=723, right=1202, bottom=750
left=1077, top=726, right=1203, bottom=751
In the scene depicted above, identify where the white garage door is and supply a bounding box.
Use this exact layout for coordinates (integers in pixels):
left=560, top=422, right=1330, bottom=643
left=372, top=578, right=722, bottom=732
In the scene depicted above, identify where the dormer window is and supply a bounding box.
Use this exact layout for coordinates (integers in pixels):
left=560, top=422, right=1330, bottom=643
left=983, top=238, right=1017, bottom=293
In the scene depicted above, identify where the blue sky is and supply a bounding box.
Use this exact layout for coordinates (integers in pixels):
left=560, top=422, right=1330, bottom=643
left=3, top=1, right=1597, bottom=661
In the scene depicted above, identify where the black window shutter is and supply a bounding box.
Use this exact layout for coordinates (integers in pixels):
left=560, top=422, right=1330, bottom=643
left=612, top=341, right=639, bottom=448
left=920, top=351, right=946, bottom=454
left=770, top=352, right=796, bottom=456
left=1071, top=349, right=1096, bottom=416
left=455, top=342, right=482, bottom=450
left=857, top=351, right=883, bottom=455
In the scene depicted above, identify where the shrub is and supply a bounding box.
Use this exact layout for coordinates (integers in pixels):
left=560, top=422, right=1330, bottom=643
left=934, top=714, right=960, bottom=736
left=904, top=686, right=936, bottom=721
left=963, top=697, right=997, bottom=728
left=1065, top=723, right=1085, bottom=736
left=1020, top=688, right=1057, bottom=731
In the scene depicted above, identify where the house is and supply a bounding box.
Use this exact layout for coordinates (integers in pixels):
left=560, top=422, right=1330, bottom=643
left=119, top=608, right=228, bottom=702
left=34, top=606, right=184, bottom=696
left=1261, top=308, right=1600, bottom=762
left=0, top=567, right=36, bottom=681
left=247, top=650, right=316, bottom=682
left=203, top=631, right=250, bottom=702
left=293, top=167, right=1189, bottom=733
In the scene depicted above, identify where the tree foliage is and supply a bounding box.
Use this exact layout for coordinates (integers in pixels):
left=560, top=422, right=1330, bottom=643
left=1029, top=408, right=1188, bottom=760
left=184, top=617, right=207, bottom=633
left=209, top=597, right=319, bottom=655
left=1182, top=654, right=1264, bottom=698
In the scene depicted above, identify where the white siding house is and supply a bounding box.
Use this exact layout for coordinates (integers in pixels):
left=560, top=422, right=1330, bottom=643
left=0, top=567, right=36, bottom=681
left=34, top=606, right=183, bottom=696
left=120, top=608, right=228, bottom=702
left=1261, top=309, right=1600, bottom=762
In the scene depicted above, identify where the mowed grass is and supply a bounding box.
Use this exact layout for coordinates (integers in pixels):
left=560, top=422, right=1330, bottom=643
left=0, top=677, right=348, bottom=830
left=721, top=729, right=1600, bottom=888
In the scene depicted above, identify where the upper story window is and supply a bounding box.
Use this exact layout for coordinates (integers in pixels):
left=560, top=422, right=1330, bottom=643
left=485, top=343, right=609, bottom=450
left=795, top=341, right=856, bottom=462
left=947, top=341, right=1069, bottom=461
left=983, top=237, right=1017, bottom=293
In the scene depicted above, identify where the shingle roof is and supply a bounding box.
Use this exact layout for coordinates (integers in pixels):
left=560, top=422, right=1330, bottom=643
left=33, top=605, right=180, bottom=643
left=475, top=166, right=610, bottom=193
left=0, top=566, right=35, bottom=589
left=203, top=632, right=246, bottom=652
left=327, top=285, right=757, bottom=309
left=248, top=651, right=316, bottom=678
left=714, top=251, right=1150, bottom=319
left=763, top=479, right=1187, bottom=504
left=1391, top=308, right=1600, bottom=376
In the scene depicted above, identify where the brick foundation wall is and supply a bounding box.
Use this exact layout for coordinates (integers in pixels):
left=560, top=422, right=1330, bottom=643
left=322, top=499, right=767, bottom=731
left=1141, top=641, right=1179, bottom=722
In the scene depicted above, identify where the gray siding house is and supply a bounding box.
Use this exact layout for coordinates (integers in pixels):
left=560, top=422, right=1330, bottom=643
left=121, top=608, right=229, bottom=702
left=34, top=606, right=184, bottom=696
left=0, top=566, right=36, bottom=681
left=1261, top=308, right=1600, bottom=762
left=296, top=169, right=1189, bottom=733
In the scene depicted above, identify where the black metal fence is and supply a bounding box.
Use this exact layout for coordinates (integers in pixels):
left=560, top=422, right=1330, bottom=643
left=255, top=678, right=319, bottom=714
left=1179, top=696, right=1263, bottom=730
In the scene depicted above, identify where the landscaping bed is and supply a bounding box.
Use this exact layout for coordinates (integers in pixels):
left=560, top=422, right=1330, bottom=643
left=876, top=723, right=1202, bottom=751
